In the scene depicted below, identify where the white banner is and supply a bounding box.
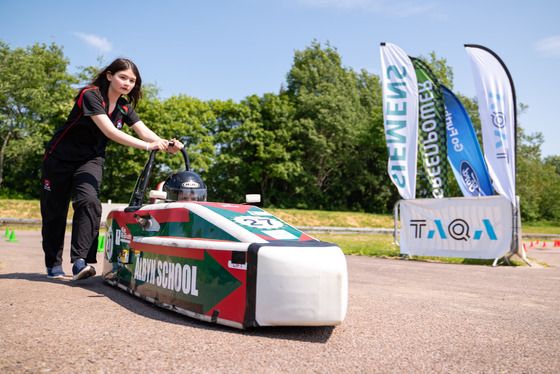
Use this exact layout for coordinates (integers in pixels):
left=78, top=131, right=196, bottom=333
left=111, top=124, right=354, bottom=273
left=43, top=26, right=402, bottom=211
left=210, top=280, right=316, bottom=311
left=465, top=45, right=517, bottom=207
left=398, top=196, right=513, bottom=259
left=380, top=43, right=419, bottom=199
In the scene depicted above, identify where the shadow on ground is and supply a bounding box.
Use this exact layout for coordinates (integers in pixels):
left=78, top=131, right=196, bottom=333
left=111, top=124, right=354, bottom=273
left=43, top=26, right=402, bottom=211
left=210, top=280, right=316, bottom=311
left=0, top=271, right=335, bottom=343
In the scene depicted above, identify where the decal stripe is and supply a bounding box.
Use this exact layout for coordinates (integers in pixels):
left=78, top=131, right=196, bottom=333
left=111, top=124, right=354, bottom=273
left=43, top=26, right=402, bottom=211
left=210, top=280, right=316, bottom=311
left=132, top=241, right=204, bottom=259
left=185, top=203, right=268, bottom=243
left=298, top=233, right=317, bottom=241
left=133, top=237, right=251, bottom=257
left=198, top=202, right=254, bottom=214
left=141, top=207, right=190, bottom=223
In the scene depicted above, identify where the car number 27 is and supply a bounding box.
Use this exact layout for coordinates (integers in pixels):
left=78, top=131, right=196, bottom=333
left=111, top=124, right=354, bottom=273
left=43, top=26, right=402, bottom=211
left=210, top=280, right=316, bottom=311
left=233, top=216, right=284, bottom=229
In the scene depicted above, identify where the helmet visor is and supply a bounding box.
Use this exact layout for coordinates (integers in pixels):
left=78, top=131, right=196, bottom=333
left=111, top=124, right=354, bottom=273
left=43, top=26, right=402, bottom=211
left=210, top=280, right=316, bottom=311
left=177, top=188, right=207, bottom=202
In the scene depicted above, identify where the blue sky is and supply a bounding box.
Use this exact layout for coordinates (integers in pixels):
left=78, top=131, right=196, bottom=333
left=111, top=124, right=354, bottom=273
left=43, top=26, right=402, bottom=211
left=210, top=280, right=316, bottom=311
left=1, top=0, right=559, bottom=157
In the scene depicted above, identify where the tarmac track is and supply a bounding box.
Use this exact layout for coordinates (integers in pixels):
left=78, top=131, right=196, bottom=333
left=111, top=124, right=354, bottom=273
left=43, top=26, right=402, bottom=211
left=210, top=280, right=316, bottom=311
left=1, top=231, right=559, bottom=373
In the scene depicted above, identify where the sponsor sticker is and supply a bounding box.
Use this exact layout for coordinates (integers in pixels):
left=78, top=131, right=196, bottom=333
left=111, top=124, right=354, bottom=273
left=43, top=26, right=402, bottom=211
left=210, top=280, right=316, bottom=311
left=182, top=181, right=200, bottom=188
left=228, top=261, right=247, bottom=270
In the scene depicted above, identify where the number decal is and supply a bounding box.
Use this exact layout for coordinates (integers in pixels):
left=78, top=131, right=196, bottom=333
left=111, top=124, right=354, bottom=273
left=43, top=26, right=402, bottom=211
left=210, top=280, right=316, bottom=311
left=233, top=216, right=284, bottom=229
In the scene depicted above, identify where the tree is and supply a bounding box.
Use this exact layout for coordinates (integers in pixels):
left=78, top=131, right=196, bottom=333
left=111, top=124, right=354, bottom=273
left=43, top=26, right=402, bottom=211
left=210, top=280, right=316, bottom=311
left=286, top=41, right=370, bottom=209
left=516, top=128, right=548, bottom=221
left=420, top=52, right=454, bottom=90
left=206, top=93, right=300, bottom=206
left=345, top=70, right=399, bottom=212
left=544, top=155, right=560, bottom=175
left=541, top=155, right=560, bottom=221
left=205, top=98, right=260, bottom=203
left=102, top=93, right=216, bottom=203
left=0, top=40, right=77, bottom=195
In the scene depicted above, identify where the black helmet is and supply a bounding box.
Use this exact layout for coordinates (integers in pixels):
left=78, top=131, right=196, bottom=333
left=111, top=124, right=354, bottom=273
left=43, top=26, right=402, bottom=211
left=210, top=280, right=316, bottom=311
left=163, top=171, right=207, bottom=202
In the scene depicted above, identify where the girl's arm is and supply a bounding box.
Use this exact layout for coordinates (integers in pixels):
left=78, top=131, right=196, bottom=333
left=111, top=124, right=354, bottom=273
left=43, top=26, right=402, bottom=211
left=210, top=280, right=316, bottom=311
left=130, top=120, right=184, bottom=154
left=91, top=114, right=168, bottom=151
left=129, top=120, right=161, bottom=142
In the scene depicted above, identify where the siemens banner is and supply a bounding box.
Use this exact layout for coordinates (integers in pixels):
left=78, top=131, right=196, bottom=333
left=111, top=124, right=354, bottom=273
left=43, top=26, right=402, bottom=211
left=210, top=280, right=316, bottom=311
left=380, top=43, right=419, bottom=200
left=465, top=45, right=517, bottom=207
left=396, top=196, right=513, bottom=259
left=441, top=85, right=493, bottom=197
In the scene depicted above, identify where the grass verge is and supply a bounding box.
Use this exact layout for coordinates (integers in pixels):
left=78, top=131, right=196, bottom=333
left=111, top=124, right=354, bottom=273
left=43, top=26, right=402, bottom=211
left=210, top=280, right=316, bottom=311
left=313, top=233, right=537, bottom=266
left=1, top=199, right=556, bottom=266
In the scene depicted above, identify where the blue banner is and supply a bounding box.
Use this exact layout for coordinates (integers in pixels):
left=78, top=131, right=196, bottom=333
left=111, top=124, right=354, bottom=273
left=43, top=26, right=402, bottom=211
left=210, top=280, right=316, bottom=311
left=441, top=85, right=494, bottom=197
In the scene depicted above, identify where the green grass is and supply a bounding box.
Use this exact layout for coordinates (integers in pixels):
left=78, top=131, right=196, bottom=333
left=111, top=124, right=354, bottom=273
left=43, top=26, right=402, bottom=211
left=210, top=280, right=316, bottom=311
left=314, top=234, right=398, bottom=257
left=1, top=198, right=555, bottom=266
left=313, top=233, right=535, bottom=266
left=266, top=208, right=394, bottom=228
left=520, top=223, right=560, bottom=236
left=0, top=199, right=43, bottom=220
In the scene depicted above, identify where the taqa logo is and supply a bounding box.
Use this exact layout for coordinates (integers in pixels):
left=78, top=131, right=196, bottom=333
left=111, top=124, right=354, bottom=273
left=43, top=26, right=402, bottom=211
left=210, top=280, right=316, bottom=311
left=409, top=218, right=497, bottom=241
left=460, top=161, right=482, bottom=195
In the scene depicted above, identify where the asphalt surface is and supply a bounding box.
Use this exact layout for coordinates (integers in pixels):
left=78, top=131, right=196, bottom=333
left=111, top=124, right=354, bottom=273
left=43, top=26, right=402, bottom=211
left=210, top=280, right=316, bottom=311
left=1, top=230, right=559, bottom=373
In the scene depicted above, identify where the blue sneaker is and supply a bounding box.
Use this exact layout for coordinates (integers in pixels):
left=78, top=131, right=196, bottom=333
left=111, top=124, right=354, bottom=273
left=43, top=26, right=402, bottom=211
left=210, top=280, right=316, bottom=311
left=72, top=259, right=96, bottom=280
left=47, top=265, right=66, bottom=279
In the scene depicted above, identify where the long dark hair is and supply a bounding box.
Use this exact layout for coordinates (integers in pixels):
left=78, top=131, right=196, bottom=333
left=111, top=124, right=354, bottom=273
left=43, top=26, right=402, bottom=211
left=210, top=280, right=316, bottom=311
left=76, top=58, right=143, bottom=108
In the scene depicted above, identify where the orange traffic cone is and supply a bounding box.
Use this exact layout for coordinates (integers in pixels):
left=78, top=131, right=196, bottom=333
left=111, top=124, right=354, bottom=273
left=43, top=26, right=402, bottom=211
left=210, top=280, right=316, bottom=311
left=530, top=241, right=534, bottom=247
left=543, top=241, right=547, bottom=248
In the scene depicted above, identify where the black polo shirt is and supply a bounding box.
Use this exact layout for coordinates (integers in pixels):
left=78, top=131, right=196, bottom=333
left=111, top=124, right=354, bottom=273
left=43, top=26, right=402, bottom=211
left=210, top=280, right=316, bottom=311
left=45, top=87, right=141, bottom=161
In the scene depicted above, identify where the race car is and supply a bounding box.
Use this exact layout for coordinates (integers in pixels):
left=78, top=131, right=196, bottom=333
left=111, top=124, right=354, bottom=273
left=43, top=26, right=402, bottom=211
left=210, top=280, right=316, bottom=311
left=102, top=145, right=348, bottom=329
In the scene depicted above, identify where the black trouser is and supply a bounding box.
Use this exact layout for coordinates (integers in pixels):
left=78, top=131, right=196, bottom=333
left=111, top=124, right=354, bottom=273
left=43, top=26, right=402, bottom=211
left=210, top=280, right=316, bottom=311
left=40, top=155, right=104, bottom=268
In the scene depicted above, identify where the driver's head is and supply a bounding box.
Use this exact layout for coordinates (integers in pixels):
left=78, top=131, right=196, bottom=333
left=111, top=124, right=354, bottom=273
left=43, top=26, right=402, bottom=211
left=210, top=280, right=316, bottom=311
left=162, top=171, right=207, bottom=202
left=177, top=190, right=198, bottom=201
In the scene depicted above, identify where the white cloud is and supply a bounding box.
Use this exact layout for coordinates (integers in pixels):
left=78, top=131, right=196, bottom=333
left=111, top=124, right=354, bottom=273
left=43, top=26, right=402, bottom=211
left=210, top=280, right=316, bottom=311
left=534, top=36, right=560, bottom=57
left=74, top=32, right=113, bottom=53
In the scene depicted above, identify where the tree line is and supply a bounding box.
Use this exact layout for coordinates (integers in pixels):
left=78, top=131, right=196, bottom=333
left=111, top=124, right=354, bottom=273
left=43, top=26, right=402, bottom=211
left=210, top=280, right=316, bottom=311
left=1, top=39, right=559, bottom=222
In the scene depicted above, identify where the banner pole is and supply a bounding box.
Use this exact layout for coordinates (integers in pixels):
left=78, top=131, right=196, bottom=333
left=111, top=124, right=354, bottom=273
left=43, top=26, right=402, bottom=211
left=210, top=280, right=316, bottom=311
left=508, top=196, right=531, bottom=266
left=393, top=200, right=401, bottom=248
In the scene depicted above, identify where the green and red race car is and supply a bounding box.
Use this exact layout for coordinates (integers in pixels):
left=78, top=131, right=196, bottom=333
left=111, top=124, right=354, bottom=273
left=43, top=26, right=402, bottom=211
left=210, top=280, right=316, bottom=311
left=103, top=144, right=348, bottom=329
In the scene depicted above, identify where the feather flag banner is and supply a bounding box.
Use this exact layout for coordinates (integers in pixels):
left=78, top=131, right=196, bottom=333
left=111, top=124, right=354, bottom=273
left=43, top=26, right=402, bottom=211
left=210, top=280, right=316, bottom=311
left=465, top=45, right=516, bottom=207
left=410, top=57, right=449, bottom=198
left=380, top=43, right=419, bottom=199
left=441, top=84, right=493, bottom=197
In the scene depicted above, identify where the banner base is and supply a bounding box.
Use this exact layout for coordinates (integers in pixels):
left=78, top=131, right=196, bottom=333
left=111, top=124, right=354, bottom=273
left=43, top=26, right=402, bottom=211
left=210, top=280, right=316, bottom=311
left=504, top=196, right=532, bottom=266
left=492, top=255, right=511, bottom=267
